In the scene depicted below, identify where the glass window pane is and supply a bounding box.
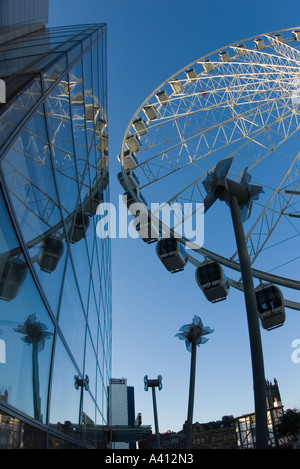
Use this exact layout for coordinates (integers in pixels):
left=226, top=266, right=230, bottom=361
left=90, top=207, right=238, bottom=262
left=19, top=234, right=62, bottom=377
left=58, top=258, right=86, bottom=372
left=42, top=54, right=67, bottom=90
left=84, top=330, right=96, bottom=399
left=29, top=228, right=69, bottom=318
left=87, top=283, right=99, bottom=349
left=70, top=228, right=91, bottom=311
left=69, top=60, right=88, bottom=180
left=0, top=266, right=55, bottom=423
left=0, top=77, right=42, bottom=148
left=45, top=80, right=79, bottom=215
left=82, top=391, right=96, bottom=446
left=49, top=336, right=81, bottom=428
left=0, top=189, right=55, bottom=424
left=67, top=42, right=81, bottom=65
left=96, top=368, right=105, bottom=425
left=1, top=105, right=63, bottom=244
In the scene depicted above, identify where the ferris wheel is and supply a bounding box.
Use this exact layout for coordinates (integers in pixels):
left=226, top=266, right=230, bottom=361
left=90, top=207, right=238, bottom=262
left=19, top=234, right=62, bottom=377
left=118, top=27, right=300, bottom=319
left=118, top=27, right=300, bottom=449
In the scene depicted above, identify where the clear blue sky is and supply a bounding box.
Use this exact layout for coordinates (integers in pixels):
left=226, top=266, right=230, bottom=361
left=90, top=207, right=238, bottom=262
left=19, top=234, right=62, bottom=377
left=49, top=0, right=300, bottom=434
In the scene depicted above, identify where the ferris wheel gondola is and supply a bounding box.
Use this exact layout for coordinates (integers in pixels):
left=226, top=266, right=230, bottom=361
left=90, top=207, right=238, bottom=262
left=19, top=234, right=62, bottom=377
left=255, top=283, right=286, bottom=331
left=37, top=236, right=64, bottom=273
left=195, top=261, right=229, bottom=303
left=156, top=238, right=188, bottom=273
left=68, top=212, right=90, bottom=244
left=122, top=189, right=147, bottom=215
left=117, top=169, right=140, bottom=191
left=0, top=258, right=27, bottom=301
left=133, top=212, right=159, bottom=244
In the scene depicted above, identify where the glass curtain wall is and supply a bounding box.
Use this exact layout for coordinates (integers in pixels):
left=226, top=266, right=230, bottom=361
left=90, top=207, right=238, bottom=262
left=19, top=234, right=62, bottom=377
left=0, top=24, right=111, bottom=449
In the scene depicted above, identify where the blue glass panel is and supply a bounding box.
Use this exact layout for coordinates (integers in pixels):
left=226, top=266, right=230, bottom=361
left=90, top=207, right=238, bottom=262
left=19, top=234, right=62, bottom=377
left=49, top=335, right=81, bottom=426
left=96, top=366, right=104, bottom=423
left=91, top=241, right=101, bottom=310
left=58, top=257, right=86, bottom=372
left=68, top=59, right=89, bottom=180
left=67, top=42, right=82, bottom=66
left=42, top=54, right=67, bottom=90
left=97, top=319, right=104, bottom=374
left=87, top=283, right=98, bottom=350
left=69, top=234, right=91, bottom=312
left=84, top=207, right=96, bottom=263
left=1, top=105, right=69, bottom=316
left=0, top=189, right=19, bottom=254
left=0, top=77, right=42, bottom=150
left=1, top=105, right=63, bottom=244
left=82, top=391, right=96, bottom=443
left=96, top=406, right=104, bottom=426
left=45, top=79, right=79, bottom=215
left=82, top=48, right=94, bottom=150
left=29, top=228, right=68, bottom=318
left=0, top=198, right=54, bottom=423
left=84, top=330, right=97, bottom=399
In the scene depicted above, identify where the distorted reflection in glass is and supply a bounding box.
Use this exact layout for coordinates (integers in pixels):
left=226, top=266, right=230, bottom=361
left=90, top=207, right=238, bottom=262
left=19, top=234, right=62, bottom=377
left=1, top=106, right=62, bottom=244
left=0, top=271, right=54, bottom=423
left=0, top=78, right=42, bottom=149
left=87, top=282, right=99, bottom=350
left=69, top=230, right=91, bottom=311
left=69, top=60, right=88, bottom=181
left=82, top=48, right=95, bottom=150
left=1, top=106, right=70, bottom=317
left=96, top=366, right=105, bottom=424
left=30, top=226, right=69, bottom=318
left=82, top=391, right=96, bottom=446
left=57, top=258, right=86, bottom=373
left=84, top=330, right=97, bottom=400
left=49, top=336, right=81, bottom=428
left=0, top=189, right=55, bottom=423
left=46, top=76, right=79, bottom=215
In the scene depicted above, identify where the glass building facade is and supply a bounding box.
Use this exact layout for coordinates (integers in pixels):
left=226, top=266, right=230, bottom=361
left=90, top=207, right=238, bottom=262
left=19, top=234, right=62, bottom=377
left=0, top=23, right=112, bottom=448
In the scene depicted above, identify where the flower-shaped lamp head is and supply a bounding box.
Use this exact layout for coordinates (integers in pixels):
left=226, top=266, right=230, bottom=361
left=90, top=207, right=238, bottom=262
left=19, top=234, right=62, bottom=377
left=14, top=314, right=52, bottom=352
left=176, top=315, right=213, bottom=352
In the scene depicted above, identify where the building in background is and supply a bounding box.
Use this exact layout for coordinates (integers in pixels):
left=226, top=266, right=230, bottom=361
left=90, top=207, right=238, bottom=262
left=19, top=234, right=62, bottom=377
left=0, top=1, right=111, bottom=449
left=140, top=379, right=288, bottom=449
left=108, top=378, right=137, bottom=449
left=235, top=378, right=286, bottom=449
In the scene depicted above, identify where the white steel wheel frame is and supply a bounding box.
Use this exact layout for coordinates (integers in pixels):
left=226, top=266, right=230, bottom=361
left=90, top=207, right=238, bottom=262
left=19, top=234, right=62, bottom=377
left=119, top=28, right=300, bottom=306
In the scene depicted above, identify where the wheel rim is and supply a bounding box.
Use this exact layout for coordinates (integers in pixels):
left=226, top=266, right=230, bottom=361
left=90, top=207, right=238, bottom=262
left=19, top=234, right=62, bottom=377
left=119, top=27, right=300, bottom=296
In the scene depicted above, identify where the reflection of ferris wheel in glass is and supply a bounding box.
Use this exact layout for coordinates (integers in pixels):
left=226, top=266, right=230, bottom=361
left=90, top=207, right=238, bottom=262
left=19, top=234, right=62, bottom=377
left=119, top=27, right=300, bottom=319
left=0, top=70, right=108, bottom=301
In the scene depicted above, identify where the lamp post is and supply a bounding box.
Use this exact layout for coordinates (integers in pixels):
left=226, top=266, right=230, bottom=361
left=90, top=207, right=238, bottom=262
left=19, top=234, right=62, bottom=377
left=144, top=375, right=162, bottom=449
left=203, top=158, right=269, bottom=449
left=74, top=374, right=90, bottom=424
left=176, top=315, right=213, bottom=449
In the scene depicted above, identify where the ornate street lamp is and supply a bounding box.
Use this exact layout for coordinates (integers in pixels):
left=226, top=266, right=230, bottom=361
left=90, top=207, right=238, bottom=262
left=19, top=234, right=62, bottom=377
left=176, top=315, right=213, bottom=448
